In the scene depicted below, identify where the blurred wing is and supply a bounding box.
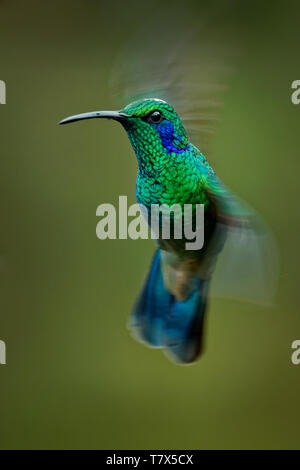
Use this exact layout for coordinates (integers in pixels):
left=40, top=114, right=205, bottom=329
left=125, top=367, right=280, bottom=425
left=205, top=176, right=279, bottom=306
left=211, top=222, right=279, bottom=306
left=110, top=6, right=279, bottom=305
left=205, top=174, right=256, bottom=224
left=109, top=5, right=240, bottom=159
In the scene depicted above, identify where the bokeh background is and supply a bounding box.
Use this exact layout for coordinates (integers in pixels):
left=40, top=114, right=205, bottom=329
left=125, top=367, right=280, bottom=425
left=0, top=0, right=300, bottom=449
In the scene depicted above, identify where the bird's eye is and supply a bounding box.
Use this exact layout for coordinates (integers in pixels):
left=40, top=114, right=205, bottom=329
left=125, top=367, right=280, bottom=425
left=148, top=110, right=163, bottom=124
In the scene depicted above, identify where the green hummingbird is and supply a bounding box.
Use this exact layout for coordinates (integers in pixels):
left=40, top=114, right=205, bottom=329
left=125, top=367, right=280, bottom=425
left=59, top=97, right=276, bottom=364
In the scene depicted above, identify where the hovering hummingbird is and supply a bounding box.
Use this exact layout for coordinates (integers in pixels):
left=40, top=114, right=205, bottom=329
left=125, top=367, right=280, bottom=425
left=60, top=97, right=275, bottom=364
left=59, top=7, right=279, bottom=364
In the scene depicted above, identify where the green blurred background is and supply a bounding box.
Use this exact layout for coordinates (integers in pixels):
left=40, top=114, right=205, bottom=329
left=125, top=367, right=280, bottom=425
left=0, top=0, right=300, bottom=449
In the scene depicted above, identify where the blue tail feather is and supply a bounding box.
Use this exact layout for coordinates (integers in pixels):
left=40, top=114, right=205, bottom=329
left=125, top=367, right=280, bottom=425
left=129, top=249, right=209, bottom=363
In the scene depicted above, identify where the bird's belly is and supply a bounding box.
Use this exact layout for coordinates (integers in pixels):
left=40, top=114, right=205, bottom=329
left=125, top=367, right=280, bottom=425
left=148, top=204, right=218, bottom=260
left=136, top=172, right=220, bottom=260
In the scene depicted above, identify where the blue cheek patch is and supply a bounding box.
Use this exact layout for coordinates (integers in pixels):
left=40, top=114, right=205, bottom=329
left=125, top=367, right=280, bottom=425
left=155, top=121, right=188, bottom=154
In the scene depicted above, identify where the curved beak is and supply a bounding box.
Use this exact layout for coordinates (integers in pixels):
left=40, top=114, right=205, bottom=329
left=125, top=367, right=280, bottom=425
left=59, top=110, right=131, bottom=125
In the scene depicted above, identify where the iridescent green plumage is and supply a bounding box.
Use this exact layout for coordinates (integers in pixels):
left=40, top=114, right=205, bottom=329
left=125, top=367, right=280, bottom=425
left=59, top=96, right=278, bottom=364
left=123, top=99, right=212, bottom=208
left=119, top=98, right=228, bottom=362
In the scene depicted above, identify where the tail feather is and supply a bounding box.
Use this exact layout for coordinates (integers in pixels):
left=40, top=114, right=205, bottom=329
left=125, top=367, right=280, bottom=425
left=129, top=249, right=209, bottom=363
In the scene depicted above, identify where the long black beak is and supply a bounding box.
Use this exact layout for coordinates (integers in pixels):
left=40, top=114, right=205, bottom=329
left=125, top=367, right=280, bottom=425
left=59, top=110, right=131, bottom=125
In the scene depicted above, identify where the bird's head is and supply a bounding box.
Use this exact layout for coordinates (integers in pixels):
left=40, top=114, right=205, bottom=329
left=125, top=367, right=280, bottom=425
left=59, top=98, right=191, bottom=173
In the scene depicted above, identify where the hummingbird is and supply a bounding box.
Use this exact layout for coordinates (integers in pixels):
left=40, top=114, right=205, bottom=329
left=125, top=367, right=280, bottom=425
left=59, top=97, right=276, bottom=364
